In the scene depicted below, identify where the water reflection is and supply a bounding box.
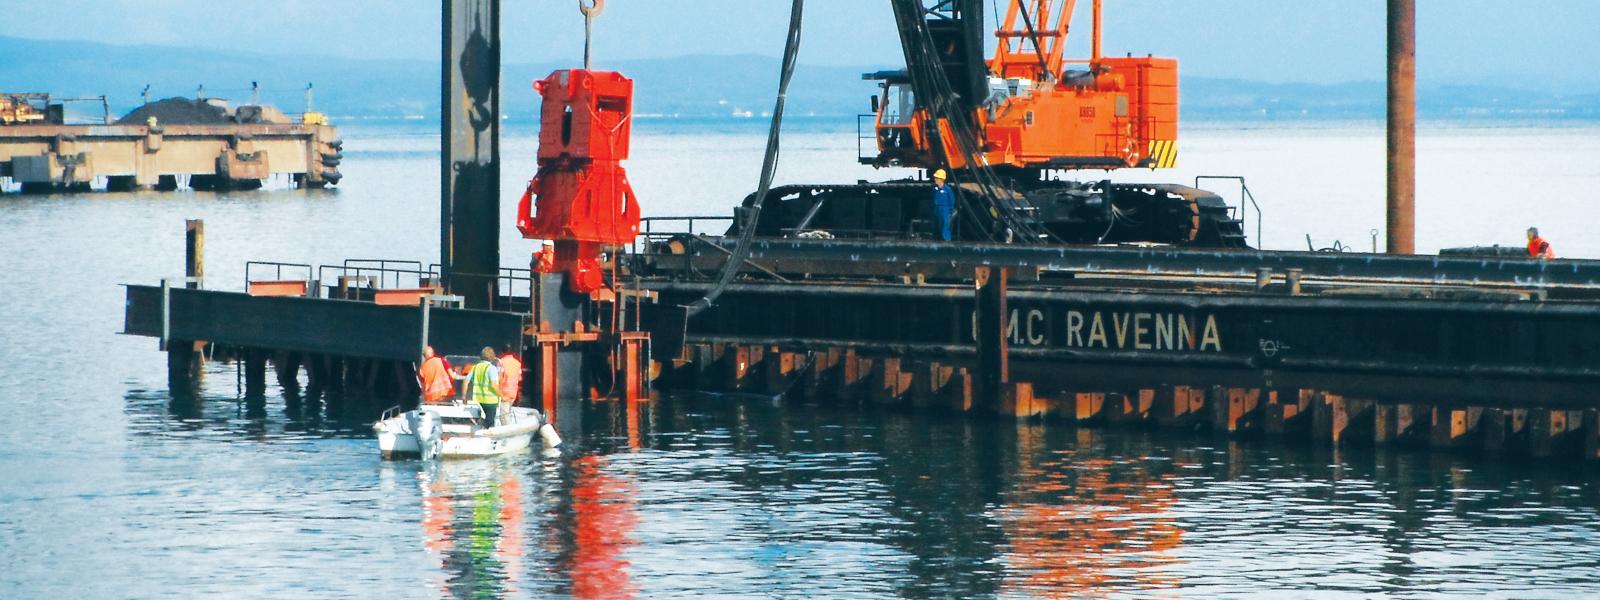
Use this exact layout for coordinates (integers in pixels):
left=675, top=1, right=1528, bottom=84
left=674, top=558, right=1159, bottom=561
left=419, top=460, right=527, bottom=598
left=409, top=451, right=643, bottom=599
left=111, top=380, right=1600, bottom=597
left=565, top=455, right=639, bottom=599
left=997, top=427, right=1183, bottom=597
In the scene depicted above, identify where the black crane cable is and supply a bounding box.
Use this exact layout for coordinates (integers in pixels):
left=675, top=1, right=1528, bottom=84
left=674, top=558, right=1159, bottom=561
left=1012, top=0, right=1055, bottom=82
left=681, top=0, right=803, bottom=318
left=888, top=0, right=1057, bottom=244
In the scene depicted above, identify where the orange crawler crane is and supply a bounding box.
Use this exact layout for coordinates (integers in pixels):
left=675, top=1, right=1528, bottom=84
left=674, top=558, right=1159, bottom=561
left=728, top=0, right=1244, bottom=247
left=982, top=0, right=1175, bottom=169
left=881, top=0, right=1177, bottom=171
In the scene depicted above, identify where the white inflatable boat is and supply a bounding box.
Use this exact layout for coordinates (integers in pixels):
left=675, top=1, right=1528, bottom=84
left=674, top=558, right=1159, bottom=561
left=374, top=403, right=562, bottom=460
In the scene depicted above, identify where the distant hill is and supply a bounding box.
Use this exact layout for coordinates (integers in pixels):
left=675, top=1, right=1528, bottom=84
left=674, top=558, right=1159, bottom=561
left=3, top=36, right=1597, bottom=122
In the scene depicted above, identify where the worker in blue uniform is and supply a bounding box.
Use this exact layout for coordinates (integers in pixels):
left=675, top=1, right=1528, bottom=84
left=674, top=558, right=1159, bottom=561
left=931, top=168, right=955, bottom=241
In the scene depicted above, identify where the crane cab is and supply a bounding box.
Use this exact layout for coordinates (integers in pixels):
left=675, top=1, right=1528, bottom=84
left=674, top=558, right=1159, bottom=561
left=861, top=72, right=935, bottom=168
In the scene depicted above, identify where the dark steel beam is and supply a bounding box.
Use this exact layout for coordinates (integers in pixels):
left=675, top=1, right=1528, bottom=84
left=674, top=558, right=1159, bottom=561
left=670, top=238, right=1600, bottom=290
left=442, top=0, right=501, bottom=308
left=125, top=285, right=525, bottom=361
left=1387, top=0, right=1416, bottom=254
left=974, top=267, right=1008, bottom=409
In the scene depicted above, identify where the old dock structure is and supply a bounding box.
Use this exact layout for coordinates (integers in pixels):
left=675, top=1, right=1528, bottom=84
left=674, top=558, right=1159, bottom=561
left=1, top=94, right=341, bottom=193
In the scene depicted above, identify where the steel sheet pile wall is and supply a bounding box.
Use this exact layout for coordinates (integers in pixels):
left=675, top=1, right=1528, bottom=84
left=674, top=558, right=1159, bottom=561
left=644, top=277, right=1600, bottom=460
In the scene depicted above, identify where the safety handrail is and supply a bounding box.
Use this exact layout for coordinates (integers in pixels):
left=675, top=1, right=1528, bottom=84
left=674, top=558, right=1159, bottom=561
left=640, top=215, right=734, bottom=236
left=426, top=265, right=535, bottom=311
left=1195, top=175, right=1263, bottom=247
left=856, top=114, right=878, bottom=163
left=636, top=216, right=737, bottom=254
left=243, top=261, right=313, bottom=288
left=343, top=259, right=426, bottom=288
left=316, top=264, right=438, bottom=297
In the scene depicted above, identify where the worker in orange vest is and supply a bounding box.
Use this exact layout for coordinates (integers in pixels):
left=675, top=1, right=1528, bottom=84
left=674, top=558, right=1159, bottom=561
left=418, top=345, right=456, bottom=404
left=1527, top=227, right=1557, bottom=259
left=498, top=344, right=523, bottom=405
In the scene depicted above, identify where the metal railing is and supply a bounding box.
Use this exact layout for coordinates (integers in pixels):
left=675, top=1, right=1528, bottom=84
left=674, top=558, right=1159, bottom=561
left=234, top=258, right=544, bottom=309
left=856, top=114, right=879, bottom=163
left=341, top=259, right=430, bottom=288
left=244, top=261, right=313, bottom=287
left=426, top=264, right=536, bottom=312
left=316, top=264, right=438, bottom=299
left=641, top=215, right=734, bottom=236
left=494, top=267, right=535, bottom=307
left=635, top=215, right=736, bottom=254
left=1195, top=175, right=1263, bottom=246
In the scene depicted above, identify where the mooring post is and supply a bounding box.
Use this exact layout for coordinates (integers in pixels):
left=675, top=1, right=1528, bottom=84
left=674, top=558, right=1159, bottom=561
left=975, top=267, right=1009, bottom=413
left=1387, top=0, right=1416, bottom=254
left=185, top=219, right=204, bottom=289
left=1285, top=268, right=1303, bottom=295
left=163, top=220, right=207, bottom=394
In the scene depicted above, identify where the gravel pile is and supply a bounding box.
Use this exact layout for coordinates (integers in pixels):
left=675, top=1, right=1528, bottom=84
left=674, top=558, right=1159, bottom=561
left=116, top=98, right=231, bottom=125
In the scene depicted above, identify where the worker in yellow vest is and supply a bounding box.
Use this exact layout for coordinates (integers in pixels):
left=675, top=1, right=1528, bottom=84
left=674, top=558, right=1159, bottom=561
left=467, top=347, right=503, bottom=427
left=498, top=345, right=523, bottom=405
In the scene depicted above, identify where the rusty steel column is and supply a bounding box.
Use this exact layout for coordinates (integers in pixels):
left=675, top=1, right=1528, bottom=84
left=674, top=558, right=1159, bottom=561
left=441, top=0, right=501, bottom=308
left=1386, top=0, right=1416, bottom=254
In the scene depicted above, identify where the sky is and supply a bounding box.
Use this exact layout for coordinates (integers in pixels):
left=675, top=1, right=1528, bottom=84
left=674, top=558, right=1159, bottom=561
left=7, top=1, right=1600, bottom=91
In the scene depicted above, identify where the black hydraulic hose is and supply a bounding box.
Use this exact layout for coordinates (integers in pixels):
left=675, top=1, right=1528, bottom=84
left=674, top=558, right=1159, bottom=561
left=682, top=0, right=803, bottom=318
left=891, top=0, right=1055, bottom=244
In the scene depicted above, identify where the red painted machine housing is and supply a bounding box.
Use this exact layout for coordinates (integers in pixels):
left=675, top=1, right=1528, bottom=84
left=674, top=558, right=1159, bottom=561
left=517, top=69, right=641, bottom=294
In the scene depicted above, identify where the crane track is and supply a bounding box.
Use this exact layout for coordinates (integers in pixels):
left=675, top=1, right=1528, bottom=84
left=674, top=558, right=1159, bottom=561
left=733, top=179, right=1247, bottom=248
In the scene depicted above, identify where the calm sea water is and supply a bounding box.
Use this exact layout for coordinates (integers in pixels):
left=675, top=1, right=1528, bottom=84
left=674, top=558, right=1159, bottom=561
left=3, top=118, right=1600, bottom=598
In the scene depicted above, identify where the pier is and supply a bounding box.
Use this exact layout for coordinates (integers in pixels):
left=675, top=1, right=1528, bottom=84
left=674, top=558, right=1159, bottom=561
left=118, top=0, right=1600, bottom=463
left=1, top=100, right=341, bottom=192
left=123, top=221, right=1600, bottom=461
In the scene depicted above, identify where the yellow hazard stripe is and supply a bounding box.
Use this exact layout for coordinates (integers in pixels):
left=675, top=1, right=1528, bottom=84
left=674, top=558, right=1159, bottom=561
left=1146, top=140, right=1178, bottom=169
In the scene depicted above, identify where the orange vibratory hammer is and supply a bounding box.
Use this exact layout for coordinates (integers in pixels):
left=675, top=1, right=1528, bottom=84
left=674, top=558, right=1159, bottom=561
left=516, top=68, right=641, bottom=295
